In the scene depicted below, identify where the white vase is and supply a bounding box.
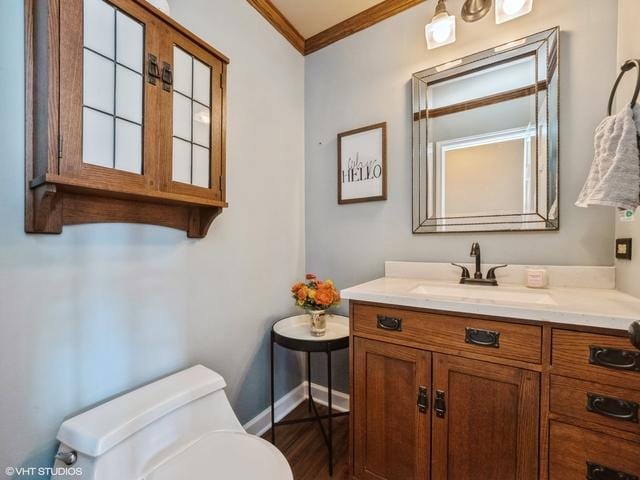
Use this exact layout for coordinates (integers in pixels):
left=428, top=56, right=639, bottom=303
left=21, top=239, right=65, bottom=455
left=307, top=310, right=327, bottom=337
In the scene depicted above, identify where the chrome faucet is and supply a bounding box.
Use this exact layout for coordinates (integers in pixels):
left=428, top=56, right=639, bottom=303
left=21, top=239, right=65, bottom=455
left=451, top=242, right=507, bottom=286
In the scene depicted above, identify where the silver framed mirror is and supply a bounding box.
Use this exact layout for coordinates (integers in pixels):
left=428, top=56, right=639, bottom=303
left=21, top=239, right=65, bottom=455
left=412, top=27, right=559, bottom=233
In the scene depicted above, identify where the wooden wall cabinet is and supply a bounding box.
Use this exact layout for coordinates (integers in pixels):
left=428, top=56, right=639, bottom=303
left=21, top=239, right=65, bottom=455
left=25, top=0, right=229, bottom=238
left=350, top=302, right=640, bottom=480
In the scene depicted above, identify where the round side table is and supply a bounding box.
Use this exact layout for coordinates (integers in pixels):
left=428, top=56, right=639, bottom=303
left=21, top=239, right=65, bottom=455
left=270, top=314, right=349, bottom=476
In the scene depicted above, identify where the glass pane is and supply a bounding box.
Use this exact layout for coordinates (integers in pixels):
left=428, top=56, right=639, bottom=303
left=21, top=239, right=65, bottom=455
left=172, top=138, right=191, bottom=184
left=83, top=50, right=114, bottom=114
left=83, top=0, right=115, bottom=58
left=173, top=47, right=192, bottom=96
left=116, top=11, right=143, bottom=73
left=83, top=107, right=113, bottom=168
left=193, top=59, right=211, bottom=106
left=192, top=102, right=210, bottom=147
left=173, top=92, right=191, bottom=141
left=192, top=145, right=210, bottom=188
left=116, top=66, right=142, bottom=123
left=115, top=119, right=142, bottom=173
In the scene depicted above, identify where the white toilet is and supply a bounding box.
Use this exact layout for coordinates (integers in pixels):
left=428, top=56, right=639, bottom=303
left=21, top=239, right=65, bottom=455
left=53, top=365, right=293, bottom=479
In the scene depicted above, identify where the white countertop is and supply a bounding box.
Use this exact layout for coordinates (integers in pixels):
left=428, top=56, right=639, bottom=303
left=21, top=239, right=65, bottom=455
left=341, top=276, right=640, bottom=332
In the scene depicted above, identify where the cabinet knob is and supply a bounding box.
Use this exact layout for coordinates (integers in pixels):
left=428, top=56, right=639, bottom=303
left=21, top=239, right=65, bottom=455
left=147, top=54, right=160, bottom=85
left=161, top=62, right=173, bottom=92
left=434, top=390, right=446, bottom=418
left=417, top=386, right=428, bottom=413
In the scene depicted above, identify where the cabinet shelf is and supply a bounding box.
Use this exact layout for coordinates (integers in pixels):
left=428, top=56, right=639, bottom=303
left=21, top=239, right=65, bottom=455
left=25, top=0, right=229, bottom=238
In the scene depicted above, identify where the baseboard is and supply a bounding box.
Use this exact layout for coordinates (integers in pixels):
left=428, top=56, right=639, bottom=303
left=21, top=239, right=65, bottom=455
left=243, top=382, right=350, bottom=436
left=308, top=382, right=350, bottom=412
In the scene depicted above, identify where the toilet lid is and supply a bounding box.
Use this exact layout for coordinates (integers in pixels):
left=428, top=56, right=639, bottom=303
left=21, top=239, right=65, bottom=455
left=145, top=431, right=293, bottom=480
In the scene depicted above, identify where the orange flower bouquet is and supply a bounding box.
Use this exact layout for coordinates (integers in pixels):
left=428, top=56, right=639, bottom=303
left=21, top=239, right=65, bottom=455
left=291, top=274, right=340, bottom=336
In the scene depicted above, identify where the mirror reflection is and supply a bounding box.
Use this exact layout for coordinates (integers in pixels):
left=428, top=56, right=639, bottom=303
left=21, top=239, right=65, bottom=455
left=412, top=28, right=559, bottom=233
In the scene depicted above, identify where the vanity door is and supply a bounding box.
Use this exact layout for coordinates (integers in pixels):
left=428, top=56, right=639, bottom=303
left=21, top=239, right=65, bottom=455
left=431, top=354, right=539, bottom=480
left=352, top=337, right=431, bottom=480
left=59, top=0, right=161, bottom=192
left=158, top=29, right=225, bottom=201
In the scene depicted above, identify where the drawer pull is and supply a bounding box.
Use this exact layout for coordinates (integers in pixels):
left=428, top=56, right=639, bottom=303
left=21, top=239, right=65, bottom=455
left=465, top=327, right=500, bottom=348
left=417, top=386, right=428, bottom=413
left=377, top=315, right=402, bottom=331
left=586, top=393, right=639, bottom=423
left=589, top=346, right=640, bottom=372
left=587, top=462, right=638, bottom=480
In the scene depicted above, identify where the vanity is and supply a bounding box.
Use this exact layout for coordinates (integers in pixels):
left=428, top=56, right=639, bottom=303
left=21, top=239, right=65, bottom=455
left=342, top=262, right=640, bottom=480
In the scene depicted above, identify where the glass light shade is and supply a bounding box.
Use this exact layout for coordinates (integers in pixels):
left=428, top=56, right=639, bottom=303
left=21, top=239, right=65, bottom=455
left=495, top=0, right=533, bottom=24
left=425, top=13, right=456, bottom=49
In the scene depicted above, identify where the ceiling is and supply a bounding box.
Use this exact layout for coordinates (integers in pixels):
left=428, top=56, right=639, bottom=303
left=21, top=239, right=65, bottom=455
left=270, top=0, right=384, bottom=38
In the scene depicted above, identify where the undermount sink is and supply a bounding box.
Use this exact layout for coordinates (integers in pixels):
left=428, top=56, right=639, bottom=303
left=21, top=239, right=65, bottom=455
left=409, top=284, right=557, bottom=306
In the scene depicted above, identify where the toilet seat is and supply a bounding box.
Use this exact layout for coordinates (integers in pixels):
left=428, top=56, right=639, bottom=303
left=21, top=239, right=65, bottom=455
left=145, top=431, right=293, bottom=480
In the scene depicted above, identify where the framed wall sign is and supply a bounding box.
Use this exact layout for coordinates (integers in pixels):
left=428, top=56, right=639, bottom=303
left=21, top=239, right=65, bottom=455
left=337, top=122, right=387, bottom=204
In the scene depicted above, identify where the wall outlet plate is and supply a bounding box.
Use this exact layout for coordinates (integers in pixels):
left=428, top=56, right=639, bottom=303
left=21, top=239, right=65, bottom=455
left=616, top=238, right=632, bottom=260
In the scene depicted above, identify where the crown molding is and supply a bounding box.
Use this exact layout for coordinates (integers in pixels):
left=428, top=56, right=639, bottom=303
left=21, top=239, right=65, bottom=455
left=247, top=0, right=306, bottom=54
left=247, top=0, right=427, bottom=56
left=304, top=0, right=426, bottom=55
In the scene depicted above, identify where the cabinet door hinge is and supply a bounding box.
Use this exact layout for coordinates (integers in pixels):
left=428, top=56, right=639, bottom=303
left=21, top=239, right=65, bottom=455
left=219, top=175, right=224, bottom=189
left=220, top=73, right=224, bottom=89
left=58, top=135, right=63, bottom=159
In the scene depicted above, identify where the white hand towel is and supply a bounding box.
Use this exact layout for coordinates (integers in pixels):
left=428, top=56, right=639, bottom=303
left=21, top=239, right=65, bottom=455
left=575, top=105, right=640, bottom=210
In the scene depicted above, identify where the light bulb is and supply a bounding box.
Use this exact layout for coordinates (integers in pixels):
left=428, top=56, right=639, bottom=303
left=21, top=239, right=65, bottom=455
left=503, top=0, right=526, bottom=15
left=496, top=0, right=533, bottom=24
left=431, top=15, right=452, bottom=43
left=425, top=9, right=456, bottom=49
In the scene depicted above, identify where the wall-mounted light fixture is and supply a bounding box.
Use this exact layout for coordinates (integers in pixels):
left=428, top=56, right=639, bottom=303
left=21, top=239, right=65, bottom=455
left=495, top=0, right=533, bottom=24
left=425, top=0, right=456, bottom=50
left=425, top=0, right=534, bottom=49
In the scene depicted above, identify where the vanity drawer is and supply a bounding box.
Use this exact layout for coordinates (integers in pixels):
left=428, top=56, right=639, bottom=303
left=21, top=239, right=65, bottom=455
left=549, top=421, right=640, bottom=480
left=550, top=375, right=640, bottom=435
left=352, top=304, right=542, bottom=364
left=552, top=329, right=640, bottom=390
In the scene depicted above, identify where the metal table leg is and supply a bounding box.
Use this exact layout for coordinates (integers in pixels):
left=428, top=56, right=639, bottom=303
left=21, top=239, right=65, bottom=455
left=307, top=352, right=312, bottom=412
left=327, top=348, right=333, bottom=476
left=270, top=331, right=276, bottom=445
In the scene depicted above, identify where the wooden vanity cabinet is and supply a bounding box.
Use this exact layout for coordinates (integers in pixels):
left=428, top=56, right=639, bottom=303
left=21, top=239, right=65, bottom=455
left=349, top=301, right=640, bottom=480
left=352, top=337, right=431, bottom=480
left=25, top=0, right=228, bottom=237
left=431, top=354, right=539, bottom=479
left=350, top=302, right=541, bottom=480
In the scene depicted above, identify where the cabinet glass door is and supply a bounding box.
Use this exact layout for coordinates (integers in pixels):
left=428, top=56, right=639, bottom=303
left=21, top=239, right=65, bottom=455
left=172, top=46, right=212, bottom=187
left=82, top=0, right=144, bottom=173
left=160, top=32, right=224, bottom=200
left=59, top=0, right=159, bottom=191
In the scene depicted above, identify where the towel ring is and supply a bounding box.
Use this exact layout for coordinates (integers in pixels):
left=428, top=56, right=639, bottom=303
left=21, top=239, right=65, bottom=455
left=608, top=59, right=640, bottom=115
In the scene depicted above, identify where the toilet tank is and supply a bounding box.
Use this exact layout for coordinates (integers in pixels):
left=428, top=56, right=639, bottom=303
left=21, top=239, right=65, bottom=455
left=54, top=365, right=244, bottom=480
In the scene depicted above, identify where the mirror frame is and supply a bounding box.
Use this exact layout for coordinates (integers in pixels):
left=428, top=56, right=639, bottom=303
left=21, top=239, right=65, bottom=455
left=411, top=27, right=560, bottom=234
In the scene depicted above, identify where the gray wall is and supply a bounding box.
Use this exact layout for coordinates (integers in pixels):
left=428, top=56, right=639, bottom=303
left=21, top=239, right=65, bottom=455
left=305, top=0, right=618, bottom=392
left=615, top=0, right=640, bottom=298
left=0, top=0, right=304, bottom=476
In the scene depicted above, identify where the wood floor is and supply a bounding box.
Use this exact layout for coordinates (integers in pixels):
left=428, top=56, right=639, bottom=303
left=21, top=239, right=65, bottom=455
left=262, top=402, right=350, bottom=480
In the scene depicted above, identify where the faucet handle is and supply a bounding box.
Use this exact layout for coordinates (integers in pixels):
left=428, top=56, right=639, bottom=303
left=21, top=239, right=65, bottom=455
left=451, top=263, right=471, bottom=279
left=487, top=265, right=508, bottom=280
